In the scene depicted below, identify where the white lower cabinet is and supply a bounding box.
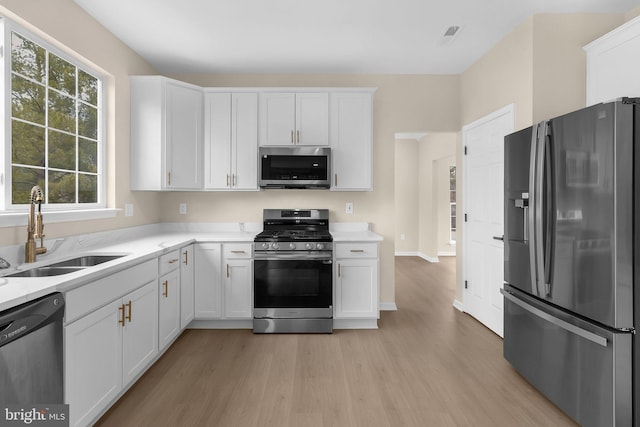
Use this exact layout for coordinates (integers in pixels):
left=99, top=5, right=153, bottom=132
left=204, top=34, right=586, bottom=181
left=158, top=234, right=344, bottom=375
left=158, top=269, right=181, bottom=350
left=65, top=281, right=158, bottom=427
left=223, top=244, right=253, bottom=319
left=334, top=243, right=379, bottom=321
left=194, top=242, right=252, bottom=320
left=180, top=245, right=195, bottom=328
left=194, top=243, right=222, bottom=318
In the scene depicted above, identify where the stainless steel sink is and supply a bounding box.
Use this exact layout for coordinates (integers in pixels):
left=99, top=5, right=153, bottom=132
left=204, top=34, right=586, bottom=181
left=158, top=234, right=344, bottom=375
left=48, top=255, right=124, bottom=268
left=7, top=266, right=86, bottom=278
left=5, top=254, right=125, bottom=278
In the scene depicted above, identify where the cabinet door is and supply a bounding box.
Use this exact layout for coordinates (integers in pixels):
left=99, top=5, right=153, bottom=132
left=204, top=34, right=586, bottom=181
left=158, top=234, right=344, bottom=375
left=165, top=82, right=203, bottom=189
left=335, top=259, right=379, bottom=319
left=194, top=243, right=222, bottom=318
left=260, top=93, right=296, bottom=145
left=232, top=93, right=258, bottom=189
left=296, top=93, right=329, bottom=146
left=205, top=92, right=232, bottom=189
left=122, top=281, right=158, bottom=386
left=158, top=269, right=181, bottom=350
left=65, top=300, right=122, bottom=427
left=180, top=245, right=195, bottom=328
left=224, top=259, right=253, bottom=319
left=330, top=92, right=373, bottom=190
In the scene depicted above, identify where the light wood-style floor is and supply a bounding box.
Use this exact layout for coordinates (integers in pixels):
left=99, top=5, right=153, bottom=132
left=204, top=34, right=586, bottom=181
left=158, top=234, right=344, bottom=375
left=96, top=256, right=577, bottom=427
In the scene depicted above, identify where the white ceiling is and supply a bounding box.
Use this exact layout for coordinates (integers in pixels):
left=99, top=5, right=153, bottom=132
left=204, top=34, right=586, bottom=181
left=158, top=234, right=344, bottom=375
left=73, top=0, right=639, bottom=74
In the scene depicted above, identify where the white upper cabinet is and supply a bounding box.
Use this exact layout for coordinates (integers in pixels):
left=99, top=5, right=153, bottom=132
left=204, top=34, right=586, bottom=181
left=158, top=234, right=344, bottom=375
left=259, top=92, right=329, bottom=146
left=205, top=92, right=258, bottom=190
left=130, top=76, right=203, bottom=190
left=584, top=16, right=640, bottom=106
left=330, top=92, right=374, bottom=191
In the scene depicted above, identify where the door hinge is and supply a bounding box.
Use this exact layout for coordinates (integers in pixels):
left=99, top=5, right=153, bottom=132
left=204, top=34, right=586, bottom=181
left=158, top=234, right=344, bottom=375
left=464, top=146, right=468, bottom=155
left=464, top=280, right=468, bottom=289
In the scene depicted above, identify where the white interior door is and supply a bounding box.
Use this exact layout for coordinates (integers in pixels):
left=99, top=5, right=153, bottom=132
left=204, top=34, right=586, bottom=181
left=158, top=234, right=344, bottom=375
left=462, top=105, right=514, bottom=337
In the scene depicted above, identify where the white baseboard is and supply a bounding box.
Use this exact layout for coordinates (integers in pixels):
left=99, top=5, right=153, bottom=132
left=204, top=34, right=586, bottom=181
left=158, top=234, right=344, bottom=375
left=394, top=251, right=439, bottom=263
left=419, top=253, right=439, bottom=263
left=452, top=299, right=465, bottom=312
left=380, top=302, right=398, bottom=311
left=437, top=251, right=456, bottom=257
left=394, top=251, right=420, bottom=256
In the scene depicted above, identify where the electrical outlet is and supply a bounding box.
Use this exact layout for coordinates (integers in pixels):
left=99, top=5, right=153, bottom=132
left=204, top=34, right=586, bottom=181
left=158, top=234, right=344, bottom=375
left=400, top=234, right=406, bottom=241
left=179, top=203, right=187, bottom=215
left=124, top=203, right=134, bottom=217
left=346, top=202, right=354, bottom=214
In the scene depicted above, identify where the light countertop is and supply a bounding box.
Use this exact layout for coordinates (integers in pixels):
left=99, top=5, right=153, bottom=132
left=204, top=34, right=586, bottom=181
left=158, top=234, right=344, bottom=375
left=0, top=222, right=382, bottom=312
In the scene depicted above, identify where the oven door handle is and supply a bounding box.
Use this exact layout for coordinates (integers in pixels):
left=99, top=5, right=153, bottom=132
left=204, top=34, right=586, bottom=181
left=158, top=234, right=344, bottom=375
left=254, top=253, right=333, bottom=261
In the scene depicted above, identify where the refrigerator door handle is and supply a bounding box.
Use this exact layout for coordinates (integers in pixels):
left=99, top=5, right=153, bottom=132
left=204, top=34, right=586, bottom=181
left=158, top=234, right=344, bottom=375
left=500, top=289, right=608, bottom=347
left=534, top=121, right=547, bottom=297
left=528, top=124, right=540, bottom=295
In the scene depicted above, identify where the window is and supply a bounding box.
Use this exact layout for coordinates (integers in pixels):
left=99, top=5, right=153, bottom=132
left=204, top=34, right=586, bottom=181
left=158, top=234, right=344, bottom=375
left=449, top=165, right=456, bottom=244
left=2, top=19, right=105, bottom=214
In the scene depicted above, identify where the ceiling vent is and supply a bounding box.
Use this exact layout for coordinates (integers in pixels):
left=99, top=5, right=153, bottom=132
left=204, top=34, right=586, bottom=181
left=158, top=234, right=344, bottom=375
left=439, top=25, right=462, bottom=46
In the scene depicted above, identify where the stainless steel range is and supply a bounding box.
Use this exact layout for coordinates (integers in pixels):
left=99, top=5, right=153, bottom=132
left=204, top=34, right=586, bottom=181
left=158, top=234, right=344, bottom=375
left=253, top=209, right=333, bottom=333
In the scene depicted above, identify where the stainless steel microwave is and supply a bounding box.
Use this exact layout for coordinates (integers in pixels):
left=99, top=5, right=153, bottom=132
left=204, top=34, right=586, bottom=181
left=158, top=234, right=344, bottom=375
left=259, top=147, right=331, bottom=189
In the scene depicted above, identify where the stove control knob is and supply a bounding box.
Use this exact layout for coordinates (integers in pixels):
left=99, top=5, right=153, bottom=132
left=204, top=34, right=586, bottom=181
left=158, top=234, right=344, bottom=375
left=305, top=243, right=314, bottom=250
left=261, top=243, right=269, bottom=250
left=272, top=243, right=280, bottom=250
left=316, top=243, right=324, bottom=250
left=289, top=243, right=296, bottom=250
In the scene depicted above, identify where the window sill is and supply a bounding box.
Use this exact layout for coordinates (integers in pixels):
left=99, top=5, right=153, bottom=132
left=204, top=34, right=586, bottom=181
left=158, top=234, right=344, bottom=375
left=0, top=208, right=119, bottom=228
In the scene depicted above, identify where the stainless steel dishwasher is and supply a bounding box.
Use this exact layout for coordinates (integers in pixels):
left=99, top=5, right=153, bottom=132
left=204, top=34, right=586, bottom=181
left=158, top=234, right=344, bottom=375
left=0, top=292, right=64, bottom=404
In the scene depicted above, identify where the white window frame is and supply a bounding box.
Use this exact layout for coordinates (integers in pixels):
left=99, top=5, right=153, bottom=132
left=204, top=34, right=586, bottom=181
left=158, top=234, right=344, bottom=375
left=0, top=17, right=115, bottom=227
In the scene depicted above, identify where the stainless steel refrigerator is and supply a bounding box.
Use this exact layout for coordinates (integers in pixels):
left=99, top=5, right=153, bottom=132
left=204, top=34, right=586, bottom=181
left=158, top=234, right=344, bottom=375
left=502, top=98, right=639, bottom=427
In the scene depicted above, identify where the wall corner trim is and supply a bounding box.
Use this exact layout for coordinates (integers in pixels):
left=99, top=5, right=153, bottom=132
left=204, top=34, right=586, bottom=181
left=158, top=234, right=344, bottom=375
left=453, top=299, right=465, bottom=312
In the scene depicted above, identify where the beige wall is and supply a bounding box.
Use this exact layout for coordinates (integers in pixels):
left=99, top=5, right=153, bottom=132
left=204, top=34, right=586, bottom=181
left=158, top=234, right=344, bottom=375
left=0, top=0, right=160, bottom=246
left=456, top=12, right=624, bottom=304
left=394, top=138, right=420, bottom=253
left=163, top=73, right=461, bottom=305
left=626, top=6, right=640, bottom=21
left=417, top=133, right=456, bottom=259
left=0, top=1, right=634, bottom=309
left=532, top=14, right=623, bottom=123
left=394, top=135, right=456, bottom=258
left=437, top=155, right=456, bottom=255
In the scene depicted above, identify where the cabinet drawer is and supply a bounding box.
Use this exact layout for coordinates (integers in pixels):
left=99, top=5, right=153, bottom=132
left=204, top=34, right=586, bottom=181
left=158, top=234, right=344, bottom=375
left=65, top=259, right=158, bottom=324
left=223, top=243, right=252, bottom=259
left=159, top=250, right=181, bottom=276
left=335, top=243, right=378, bottom=259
